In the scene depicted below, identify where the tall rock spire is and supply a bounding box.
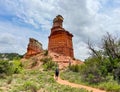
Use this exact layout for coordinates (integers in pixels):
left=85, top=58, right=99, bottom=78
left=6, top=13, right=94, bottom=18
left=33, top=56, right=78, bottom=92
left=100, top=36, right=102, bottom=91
left=53, top=15, right=64, bottom=28
left=48, top=15, right=74, bottom=58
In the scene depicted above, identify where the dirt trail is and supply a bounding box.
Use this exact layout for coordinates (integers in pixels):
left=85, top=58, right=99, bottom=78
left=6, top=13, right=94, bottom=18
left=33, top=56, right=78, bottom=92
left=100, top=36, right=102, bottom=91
left=56, top=77, right=106, bottom=92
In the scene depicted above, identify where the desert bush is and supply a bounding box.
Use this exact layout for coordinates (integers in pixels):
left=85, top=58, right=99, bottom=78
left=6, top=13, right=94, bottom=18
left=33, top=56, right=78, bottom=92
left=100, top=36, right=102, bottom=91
left=41, top=57, right=58, bottom=70
left=99, top=81, right=120, bottom=92
left=23, top=81, right=37, bottom=92
left=0, top=73, right=6, bottom=78
left=31, top=61, right=38, bottom=68
left=12, top=60, right=24, bottom=74
left=0, top=60, right=13, bottom=75
left=0, top=59, right=23, bottom=76
left=61, top=69, right=120, bottom=92
left=7, top=76, right=13, bottom=84
left=43, top=60, right=58, bottom=71
left=79, top=57, right=105, bottom=84
left=30, top=57, right=38, bottom=68
left=44, top=50, right=48, bottom=56
left=41, top=57, right=52, bottom=64
left=69, top=64, right=80, bottom=72
left=87, top=33, right=120, bottom=83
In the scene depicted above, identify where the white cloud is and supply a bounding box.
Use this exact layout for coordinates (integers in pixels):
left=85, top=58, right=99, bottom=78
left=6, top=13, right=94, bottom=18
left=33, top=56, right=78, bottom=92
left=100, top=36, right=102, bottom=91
left=86, top=0, right=101, bottom=15
left=0, top=21, right=48, bottom=54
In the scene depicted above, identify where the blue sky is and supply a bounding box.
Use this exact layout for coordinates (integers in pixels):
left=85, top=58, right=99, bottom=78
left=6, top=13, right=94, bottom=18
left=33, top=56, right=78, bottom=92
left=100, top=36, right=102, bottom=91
left=0, top=0, right=120, bottom=60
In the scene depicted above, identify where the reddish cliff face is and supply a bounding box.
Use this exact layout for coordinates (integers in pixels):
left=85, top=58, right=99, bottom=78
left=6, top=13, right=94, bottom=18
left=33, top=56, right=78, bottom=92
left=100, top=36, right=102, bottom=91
left=48, top=15, right=74, bottom=58
left=24, top=38, right=43, bottom=58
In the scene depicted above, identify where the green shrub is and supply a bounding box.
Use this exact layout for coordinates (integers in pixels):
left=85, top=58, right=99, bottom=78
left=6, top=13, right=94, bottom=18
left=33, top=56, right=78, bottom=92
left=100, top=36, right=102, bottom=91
left=0, top=59, right=23, bottom=76
left=0, top=60, right=13, bottom=75
left=44, top=50, right=48, bottom=56
left=60, top=70, right=83, bottom=84
left=43, top=60, right=58, bottom=71
left=23, top=81, right=37, bottom=92
left=7, top=76, right=13, bottom=84
left=113, top=62, right=120, bottom=83
left=41, top=57, right=58, bottom=70
left=0, top=73, right=6, bottom=78
left=99, top=81, right=120, bottom=92
left=31, top=61, right=38, bottom=68
left=29, top=57, right=38, bottom=68
left=12, top=60, right=24, bottom=74
left=79, top=58, right=103, bottom=84
left=69, top=64, right=80, bottom=72
left=41, top=57, right=52, bottom=64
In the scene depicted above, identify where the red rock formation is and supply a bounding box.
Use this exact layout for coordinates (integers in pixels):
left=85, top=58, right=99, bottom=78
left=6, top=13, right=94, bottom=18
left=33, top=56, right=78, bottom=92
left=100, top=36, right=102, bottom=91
left=48, top=15, right=74, bottom=58
left=24, top=38, right=43, bottom=58
left=49, top=51, right=83, bottom=69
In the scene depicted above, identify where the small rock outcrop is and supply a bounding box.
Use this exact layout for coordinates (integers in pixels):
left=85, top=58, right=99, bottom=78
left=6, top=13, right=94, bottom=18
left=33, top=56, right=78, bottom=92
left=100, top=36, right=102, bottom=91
left=24, top=38, right=43, bottom=58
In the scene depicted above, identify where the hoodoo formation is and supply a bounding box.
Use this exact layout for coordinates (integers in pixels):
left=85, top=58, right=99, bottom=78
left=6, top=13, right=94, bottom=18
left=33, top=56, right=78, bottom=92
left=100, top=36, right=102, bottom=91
left=24, top=15, right=82, bottom=68
left=48, top=15, right=74, bottom=58
left=24, top=38, right=43, bottom=58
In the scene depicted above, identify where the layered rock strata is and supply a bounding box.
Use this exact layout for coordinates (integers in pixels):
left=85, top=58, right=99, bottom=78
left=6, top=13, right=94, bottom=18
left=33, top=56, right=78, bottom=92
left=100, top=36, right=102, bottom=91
left=48, top=15, right=74, bottom=58
left=24, top=38, right=43, bottom=58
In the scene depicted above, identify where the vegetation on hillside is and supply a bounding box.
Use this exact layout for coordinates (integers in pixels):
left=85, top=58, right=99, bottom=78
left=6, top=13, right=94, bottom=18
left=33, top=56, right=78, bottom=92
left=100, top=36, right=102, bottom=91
left=0, top=53, right=23, bottom=60
left=44, top=50, right=48, bottom=56
left=0, top=63, right=89, bottom=92
left=61, top=70, right=120, bottom=92
left=61, top=33, right=120, bottom=92
left=41, top=57, right=58, bottom=71
left=0, top=33, right=120, bottom=92
left=0, top=59, right=23, bottom=76
left=81, top=33, right=120, bottom=83
left=0, top=54, right=90, bottom=92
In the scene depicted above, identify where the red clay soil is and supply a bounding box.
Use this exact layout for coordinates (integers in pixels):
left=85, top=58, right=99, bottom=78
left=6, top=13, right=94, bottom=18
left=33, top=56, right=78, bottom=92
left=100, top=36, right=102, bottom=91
left=49, top=51, right=83, bottom=69
left=56, top=77, right=106, bottom=92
